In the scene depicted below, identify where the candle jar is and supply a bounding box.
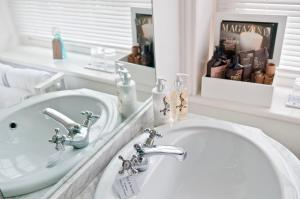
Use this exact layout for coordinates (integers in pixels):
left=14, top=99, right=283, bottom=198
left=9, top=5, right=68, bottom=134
left=254, top=71, right=264, bottom=84
left=264, top=75, right=274, bottom=85
left=266, top=63, right=276, bottom=76
left=132, top=45, right=140, bottom=57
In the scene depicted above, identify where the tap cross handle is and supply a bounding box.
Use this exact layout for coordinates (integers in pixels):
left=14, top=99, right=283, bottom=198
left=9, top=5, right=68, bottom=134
left=81, top=111, right=100, bottom=127
left=118, top=155, right=139, bottom=176
left=49, top=128, right=66, bottom=151
left=143, top=128, right=162, bottom=147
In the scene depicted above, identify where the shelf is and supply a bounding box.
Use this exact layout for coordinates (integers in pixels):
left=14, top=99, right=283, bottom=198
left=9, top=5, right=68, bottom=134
left=191, top=87, right=300, bottom=125
left=0, top=45, right=117, bottom=85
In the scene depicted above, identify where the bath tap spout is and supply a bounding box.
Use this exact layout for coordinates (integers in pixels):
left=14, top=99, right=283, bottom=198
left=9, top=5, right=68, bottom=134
left=134, top=144, right=187, bottom=162
left=43, top=108, right=81, bottom=136
left=44, top=108, right=100, bottom=149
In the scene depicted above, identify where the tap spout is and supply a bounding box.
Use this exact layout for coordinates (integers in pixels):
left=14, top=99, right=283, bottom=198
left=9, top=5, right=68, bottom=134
left=134, top=144, right=187, bottom=161
left=43, top=108, right=81, bottom=133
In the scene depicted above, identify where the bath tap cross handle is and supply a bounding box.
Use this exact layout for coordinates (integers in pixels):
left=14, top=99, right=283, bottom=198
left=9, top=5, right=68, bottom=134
left=49, top=128, right=66, bottom=151
left=80, top=111, right=100, bottom=127
left=118, top=155, right=139, bottom=176
left=144, top=128, right=162, bottom=147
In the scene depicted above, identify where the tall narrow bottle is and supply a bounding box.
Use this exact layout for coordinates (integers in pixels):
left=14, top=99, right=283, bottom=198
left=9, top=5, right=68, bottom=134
left=116, top=68, right=137, bottom=118
left=225, top=55, right=244, bottom=81
left=206, top=46, right=220, bottom=77
left=52, top=27, right=67, bottom=60
left=152, top=78, right=170, bottom=126
left=170, top=73, right=189, bottom=122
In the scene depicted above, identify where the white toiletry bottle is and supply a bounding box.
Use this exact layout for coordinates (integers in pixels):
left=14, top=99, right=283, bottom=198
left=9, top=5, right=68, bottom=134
left=115, top=62, right=125, bottom=84
left=116, top=68, right=137, bottom=118
left=152, top=78, right=170, bottom=126
left=170, top=73, right=189, bottom=121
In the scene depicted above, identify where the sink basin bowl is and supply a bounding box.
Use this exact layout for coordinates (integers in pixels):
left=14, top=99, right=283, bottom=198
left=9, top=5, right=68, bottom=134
left=0, top=89, right=120, bottom=197
left=95, top=116, right=300, bottom=199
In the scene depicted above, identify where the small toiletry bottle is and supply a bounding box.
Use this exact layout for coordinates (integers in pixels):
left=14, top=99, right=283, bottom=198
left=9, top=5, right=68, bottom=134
left=141, top=42, right=152, bottom=67
left=171, top=73, right=189, bottom=121
left=116, top=68, right=137, bottom=118
left=210, top=46, right=228, bottom=79
left=225, top=55, right=243, bottom=81
left=152, top=78, right=170, bottom=126
left=207, top=41, right=228, bottom=78
left=52, top=27, right=67, bottom=60
left=206, top=47, right=219, bottom=77
left=128, top=43, right=140, bottom=64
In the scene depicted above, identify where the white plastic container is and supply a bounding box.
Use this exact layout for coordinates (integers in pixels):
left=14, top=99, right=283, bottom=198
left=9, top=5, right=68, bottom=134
left=152, top=78, right=171, bottom=126
left=286, top=77, right=300, bottom=109
left=201, top=75, right=274, bottom=107
left=116, top=68, right=137, bottom=118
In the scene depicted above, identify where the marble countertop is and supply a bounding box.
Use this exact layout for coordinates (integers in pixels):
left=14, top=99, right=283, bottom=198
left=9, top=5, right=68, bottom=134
left=75, top=173, right=102, bottom=199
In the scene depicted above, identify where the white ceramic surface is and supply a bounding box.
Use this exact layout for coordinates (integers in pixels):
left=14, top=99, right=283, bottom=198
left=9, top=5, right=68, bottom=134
left=0, top=89, right=120, bottom=197
left=95, top=117, right=300, bottom=199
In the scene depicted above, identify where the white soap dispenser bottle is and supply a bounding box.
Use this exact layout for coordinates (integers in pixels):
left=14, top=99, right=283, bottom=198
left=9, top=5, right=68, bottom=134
left=116, top=68, right=137, bottom=118
left=152, top=78, right=170, bottom=126
left=171, top=73, right=189, bottom=121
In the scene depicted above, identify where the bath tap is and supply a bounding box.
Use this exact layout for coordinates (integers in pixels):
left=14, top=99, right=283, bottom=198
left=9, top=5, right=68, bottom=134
left=133, top=143, right=187, bottom=172
left=119, top=129, right=187, bottom=174
left=43, top=108, right=100, bottom=149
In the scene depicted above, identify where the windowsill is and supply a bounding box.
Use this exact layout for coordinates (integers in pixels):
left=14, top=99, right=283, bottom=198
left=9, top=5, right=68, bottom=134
left=0, top=45, right=120, bottom=85
left=190, top=87, right=300, bottom=125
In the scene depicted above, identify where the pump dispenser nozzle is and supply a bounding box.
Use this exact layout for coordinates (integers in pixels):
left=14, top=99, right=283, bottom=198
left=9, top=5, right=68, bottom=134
left=152, top=78, right=170, bottom=126
left=175, top=73, right=189, bottom=91
left=117, top=67, right=131, bottom=85
left=170, top=73, right=189, bottom=122
left=156, top=78, right=167, bottom=92
left=116, top=66, right=137, bottom=118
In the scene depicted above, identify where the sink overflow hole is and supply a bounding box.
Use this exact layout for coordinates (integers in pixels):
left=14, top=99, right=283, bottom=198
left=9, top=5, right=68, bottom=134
left=9, top=122, right=17, bottom=129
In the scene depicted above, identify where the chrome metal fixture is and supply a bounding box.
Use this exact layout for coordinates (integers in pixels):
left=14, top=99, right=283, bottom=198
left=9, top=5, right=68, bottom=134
left=119, top=128, right=187, bottom=175
left=43, top=108, right=100, bottom=150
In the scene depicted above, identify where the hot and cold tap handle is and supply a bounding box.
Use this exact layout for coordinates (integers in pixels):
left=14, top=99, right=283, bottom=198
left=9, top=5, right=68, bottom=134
left=143, top=128, right=162, bottom=147
left=80, top=111, right=100, bottom=127
left=49, top=128, right=66, bottom=151
left=118, top=155, right=139, bottom=175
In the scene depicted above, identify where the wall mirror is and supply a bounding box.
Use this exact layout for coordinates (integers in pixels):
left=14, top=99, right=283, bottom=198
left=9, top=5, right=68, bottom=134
left=0, top=0, right=155, bottom=198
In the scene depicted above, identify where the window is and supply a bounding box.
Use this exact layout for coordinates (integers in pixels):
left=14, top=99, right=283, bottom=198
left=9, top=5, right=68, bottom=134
left=8, top=0, right=152, bottom=52
left=217, top=0, right=300, bottom=85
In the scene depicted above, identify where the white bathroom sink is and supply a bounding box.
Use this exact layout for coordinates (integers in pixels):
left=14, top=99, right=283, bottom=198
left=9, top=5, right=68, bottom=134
left=95, top=116, right=300, bottom=199
left=0, top=89, right=120, bottom=197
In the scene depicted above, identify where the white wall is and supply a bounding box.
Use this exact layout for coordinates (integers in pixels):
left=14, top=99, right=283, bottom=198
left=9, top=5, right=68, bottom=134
left=153, top=0, right=216, bottom=93
left=0, top=0, right=18, bottom=52
left=180, top=0, right=216, bottom=94
left=152, top=0, right=181, bottom=89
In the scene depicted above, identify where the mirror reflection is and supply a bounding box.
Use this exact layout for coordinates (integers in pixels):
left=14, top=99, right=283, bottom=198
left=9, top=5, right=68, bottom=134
left=0, top=0, right=155, bottom=198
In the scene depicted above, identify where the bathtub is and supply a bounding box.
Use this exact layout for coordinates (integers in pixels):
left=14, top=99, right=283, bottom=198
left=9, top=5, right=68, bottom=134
left=0, top=89, right=120, bottom=197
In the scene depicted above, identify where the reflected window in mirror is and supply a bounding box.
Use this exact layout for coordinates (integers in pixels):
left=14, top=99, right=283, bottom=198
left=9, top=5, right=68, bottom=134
left=8, top=0, right=155, bottom=69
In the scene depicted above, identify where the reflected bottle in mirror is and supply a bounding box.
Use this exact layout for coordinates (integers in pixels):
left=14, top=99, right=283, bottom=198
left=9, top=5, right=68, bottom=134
left=141, top=42, right=153, bottom=67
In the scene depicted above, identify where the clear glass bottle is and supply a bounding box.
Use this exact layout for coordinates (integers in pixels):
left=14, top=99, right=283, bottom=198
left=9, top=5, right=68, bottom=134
left=170, top=73, right=189, bottom=122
